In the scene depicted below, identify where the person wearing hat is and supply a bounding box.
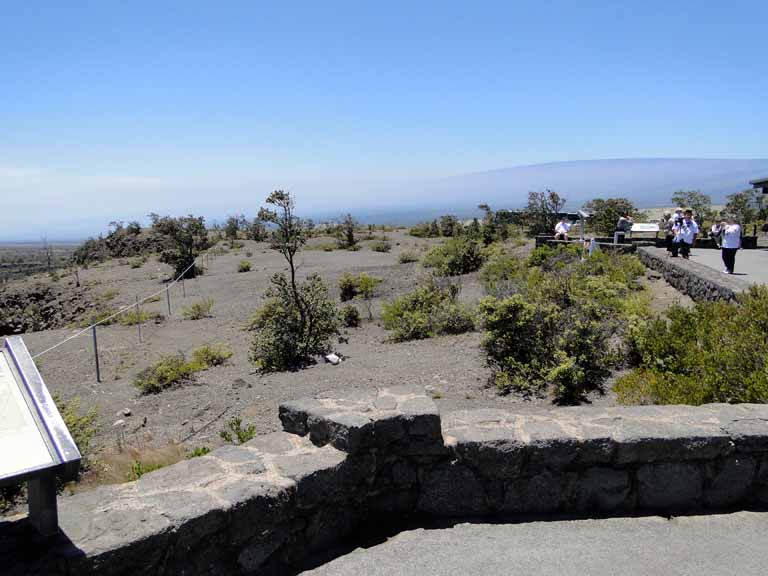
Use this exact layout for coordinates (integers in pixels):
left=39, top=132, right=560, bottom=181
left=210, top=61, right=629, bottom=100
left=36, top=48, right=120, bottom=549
left=668, top=208, right=684, bottom=257
left=720, top=215, right=741, bottom=274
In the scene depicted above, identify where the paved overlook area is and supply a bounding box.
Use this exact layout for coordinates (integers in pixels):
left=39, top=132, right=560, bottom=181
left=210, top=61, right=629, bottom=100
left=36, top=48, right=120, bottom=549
left=306, top=512, right=768, bottom=576
left=688, top=247, right=768, bottom=285
left=7, top=386, right=768, bottom=575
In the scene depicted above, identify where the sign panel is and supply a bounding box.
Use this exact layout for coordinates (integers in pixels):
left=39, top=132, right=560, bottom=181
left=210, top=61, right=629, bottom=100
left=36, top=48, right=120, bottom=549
left=0, top=350, right=55, bottom=479
left=631, top=223, right=660, bottom=233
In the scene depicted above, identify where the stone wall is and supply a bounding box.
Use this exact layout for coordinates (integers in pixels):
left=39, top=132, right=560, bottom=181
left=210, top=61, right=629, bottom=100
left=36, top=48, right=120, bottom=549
left=637, top=247, right=751, bottom=302
left=6, top=387, right=768, bottom=575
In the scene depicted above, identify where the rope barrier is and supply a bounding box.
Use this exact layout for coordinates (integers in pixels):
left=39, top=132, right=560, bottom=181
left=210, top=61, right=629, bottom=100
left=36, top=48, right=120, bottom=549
left=31, top=244, right=220, bottom=360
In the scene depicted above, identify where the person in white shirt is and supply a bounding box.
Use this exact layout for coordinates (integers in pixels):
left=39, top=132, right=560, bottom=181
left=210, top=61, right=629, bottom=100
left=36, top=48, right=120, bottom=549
left=671, top=209, right=699, bottom=259
left=720, top=215, right=741, bottom=274
left=554, top=217, right=571, bottom=241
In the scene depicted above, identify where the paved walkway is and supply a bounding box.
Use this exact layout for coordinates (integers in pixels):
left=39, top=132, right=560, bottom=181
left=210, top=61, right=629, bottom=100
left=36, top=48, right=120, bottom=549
left=304, top=512, right=768, bottom=575
left=687, top=249, right=768, bottom=284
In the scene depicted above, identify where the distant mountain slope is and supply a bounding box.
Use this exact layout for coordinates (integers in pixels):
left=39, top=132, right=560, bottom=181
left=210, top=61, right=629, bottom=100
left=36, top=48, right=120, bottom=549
left=415, top=158, right=768, bottom=211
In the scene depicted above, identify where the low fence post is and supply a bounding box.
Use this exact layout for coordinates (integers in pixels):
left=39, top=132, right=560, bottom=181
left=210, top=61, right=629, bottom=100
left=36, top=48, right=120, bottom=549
left=92, top=325, right=101, bottom=383
left=135, top=296, right=142, bottom=343
left=166, top=285, right=171, bottom=316
left=182, top=277, right=186, bottom=297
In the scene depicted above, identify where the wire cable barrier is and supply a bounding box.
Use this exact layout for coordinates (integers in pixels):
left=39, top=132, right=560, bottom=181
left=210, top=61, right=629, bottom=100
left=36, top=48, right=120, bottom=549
left=31, top=244, right=222, bottom=361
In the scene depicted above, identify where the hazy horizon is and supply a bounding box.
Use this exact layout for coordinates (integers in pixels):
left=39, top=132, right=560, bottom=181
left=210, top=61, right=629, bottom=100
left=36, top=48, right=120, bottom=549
left=2, top=2, right=766, bottom=241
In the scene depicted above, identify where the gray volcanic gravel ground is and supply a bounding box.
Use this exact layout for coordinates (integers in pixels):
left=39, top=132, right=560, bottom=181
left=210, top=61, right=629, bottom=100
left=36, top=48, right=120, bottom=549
left=14, top=231, right=690, bottom=474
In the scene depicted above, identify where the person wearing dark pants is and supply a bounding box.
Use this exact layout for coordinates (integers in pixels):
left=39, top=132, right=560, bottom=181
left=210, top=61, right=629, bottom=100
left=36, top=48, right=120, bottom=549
left=671, top=210, right=699, bottom=259
left=720, top=216, right=741, bottom=274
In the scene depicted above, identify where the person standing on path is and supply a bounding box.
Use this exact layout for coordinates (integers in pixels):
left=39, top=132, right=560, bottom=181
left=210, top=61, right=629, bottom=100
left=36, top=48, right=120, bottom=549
left=721, top=215, right=741, bottom=274
left=672, top=209, right=699, bottom=259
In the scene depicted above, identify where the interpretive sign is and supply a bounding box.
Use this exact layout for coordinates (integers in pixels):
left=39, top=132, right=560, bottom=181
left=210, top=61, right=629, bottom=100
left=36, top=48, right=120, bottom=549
left=630, top=222, right=660, bottom=233
left=0, top=336, right=81, bottom=535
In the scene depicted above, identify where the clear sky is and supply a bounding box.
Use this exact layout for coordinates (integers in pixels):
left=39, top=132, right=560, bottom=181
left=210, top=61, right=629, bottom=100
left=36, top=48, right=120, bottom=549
left=1, top=1, right=767, bottom=239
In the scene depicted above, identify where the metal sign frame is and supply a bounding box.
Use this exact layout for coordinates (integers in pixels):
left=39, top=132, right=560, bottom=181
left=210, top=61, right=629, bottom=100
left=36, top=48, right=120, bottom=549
left=0, top=336, right=81, bottom=535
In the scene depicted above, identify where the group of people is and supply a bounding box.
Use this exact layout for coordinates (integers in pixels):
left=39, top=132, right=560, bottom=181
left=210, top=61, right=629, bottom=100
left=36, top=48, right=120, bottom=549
left=662, top=208, right=741, bottom=274
left=554, top=208, right=743, bottom=275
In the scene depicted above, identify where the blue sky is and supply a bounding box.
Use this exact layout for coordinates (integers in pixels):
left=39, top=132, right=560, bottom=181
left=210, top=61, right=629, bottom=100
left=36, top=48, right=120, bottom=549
left=1, top=1, right=767, bottom=239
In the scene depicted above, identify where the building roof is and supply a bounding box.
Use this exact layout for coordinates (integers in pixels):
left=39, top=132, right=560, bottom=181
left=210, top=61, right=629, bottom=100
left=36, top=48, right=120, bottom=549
left=750, top=176, right=768, bottom=187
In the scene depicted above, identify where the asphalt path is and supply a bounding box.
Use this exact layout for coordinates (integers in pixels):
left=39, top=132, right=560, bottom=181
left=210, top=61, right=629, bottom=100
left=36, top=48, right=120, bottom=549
left=688, top=249, right=768, bottom=284
left=304, top=512, right=768, bottom=576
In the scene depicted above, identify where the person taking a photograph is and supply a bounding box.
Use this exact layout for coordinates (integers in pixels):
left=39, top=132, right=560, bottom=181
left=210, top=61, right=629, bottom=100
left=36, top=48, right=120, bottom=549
left=671, top=209, right=699, bottom=259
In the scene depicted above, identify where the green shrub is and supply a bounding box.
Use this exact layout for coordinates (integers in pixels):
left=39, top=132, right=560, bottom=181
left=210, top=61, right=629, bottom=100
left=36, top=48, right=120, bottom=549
left=130, top=257, right=147, bottom=269
left=220, top=417, right=256, bottom=444
left=478, top=245, right=645, bottom=402
left=187, top=446, right=211, bottom=458
left=370, top=240, right=392, bottom=253
left=398, top=251, right=420, bottom=264
left=339, top=272, right=359, bottom=302
left=134, top=354, right=193, bottom=394
left=338, top=272, right=382, bottom=302
left=479, top=244, right=526, bottom=296
left=134, top=344, right=232, bottom=394
left=78, top=309, right=119, bottom=327
left=340, top=304, right=361, bottom=327
left=182, top=297, right=214, bottom=320
left=616, top=285, right=768, bottom=405
left=128, top=460, right=165, bottom=481
left=423, top=237, right=484, bottom=276
left=249, top=273, right=340, bottom=372
left=119, top=309, right=163, bottom=326
left=382, top=279, right=474, bottom=342
left=53, top=394, right=97, bottom=469
left=188, top=344, right=233, bottom=370
left=238, top=260, right=252, bottom=273
left=99, top=288, right=119, bottom=301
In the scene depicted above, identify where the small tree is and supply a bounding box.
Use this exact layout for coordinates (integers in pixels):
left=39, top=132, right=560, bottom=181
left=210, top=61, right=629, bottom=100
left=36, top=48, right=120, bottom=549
left=439, top=215, right=459, bottom=237
left=246, top=217, right=268, bottom=241
left=671, top=190, right=713, bottom=223
left=466, top=218, right=482, bottom=239
left=725, top=189, right=761, bottom=225
left=337, top=213, right=358, bottom=249
left=357, top=273, right=381, bottom=320
left=582, top=198, right=639, bottom=235
left=152, top=214, right=210, bottom=279
left=224, top=215, right=242, bottom=242
left=524, top=190, right=566, bottom=236
left=251, top=191, right=339, bottom=371
left=428, top=220, right=441, bottom=237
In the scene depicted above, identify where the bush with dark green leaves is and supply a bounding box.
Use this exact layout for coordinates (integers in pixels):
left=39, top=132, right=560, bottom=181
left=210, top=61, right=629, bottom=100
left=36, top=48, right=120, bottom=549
left=479, top=245, right=647, bottom=403
left=423, top=237, right=484, bottom=276
left=151, top=214, right=210, bottom=279
left=249, top=273, right=340, bottom=372
left=340, top=304, right=361, bottom=327
left=615, top=285, right=768, bottom=405
left=382, top=279, right=474, bottom=342
left=338, top=272, right=382, bottom=302
left=370, top=240, right=392, bottom=253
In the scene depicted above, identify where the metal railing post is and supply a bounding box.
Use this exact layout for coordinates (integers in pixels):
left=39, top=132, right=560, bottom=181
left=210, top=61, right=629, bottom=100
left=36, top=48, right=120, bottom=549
left=92, top=325, right=101, bottom=383
left=136, top=296, right=142, bottom=343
